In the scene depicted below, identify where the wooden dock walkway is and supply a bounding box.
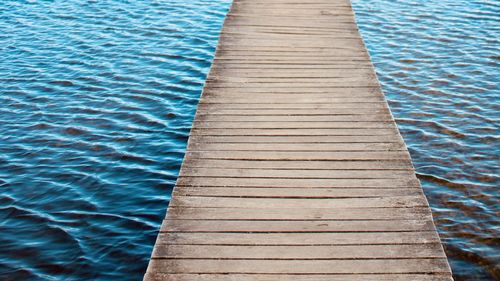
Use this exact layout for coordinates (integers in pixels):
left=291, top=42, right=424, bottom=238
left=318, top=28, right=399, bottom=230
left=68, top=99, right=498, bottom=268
left=145, top=0, right=453, bottom=280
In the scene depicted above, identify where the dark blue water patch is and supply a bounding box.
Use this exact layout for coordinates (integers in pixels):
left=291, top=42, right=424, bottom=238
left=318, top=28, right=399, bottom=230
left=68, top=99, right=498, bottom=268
left=352, top=0, right=500, bottom=280
left=0, top=0, right=231, bottom=280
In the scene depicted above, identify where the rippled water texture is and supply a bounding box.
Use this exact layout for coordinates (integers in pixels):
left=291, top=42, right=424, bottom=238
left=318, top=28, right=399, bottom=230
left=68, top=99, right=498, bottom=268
left=352, top=0, right=499, bottom=280
left=0, top=0, right=231, bottom=280
left=0, top=0, right=498, bottom=280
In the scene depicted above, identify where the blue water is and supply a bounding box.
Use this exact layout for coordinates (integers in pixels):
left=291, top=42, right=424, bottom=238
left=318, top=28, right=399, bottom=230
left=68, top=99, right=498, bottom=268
left=352, top=1, right=500, bottom=280
left=0, top=0, right=231, bottom=280
left=0, top=0, right=498, bottom=280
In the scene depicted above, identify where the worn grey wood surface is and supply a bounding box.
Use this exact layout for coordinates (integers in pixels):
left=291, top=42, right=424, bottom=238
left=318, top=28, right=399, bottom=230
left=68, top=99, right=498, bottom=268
left=144, top=0, right=453, bottom=280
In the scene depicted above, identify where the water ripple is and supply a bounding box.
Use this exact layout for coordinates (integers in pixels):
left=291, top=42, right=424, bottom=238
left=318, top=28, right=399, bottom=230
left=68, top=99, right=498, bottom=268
left=0, top=0, right=231, bottom=280
left=352, top=0, right=500, bottom=280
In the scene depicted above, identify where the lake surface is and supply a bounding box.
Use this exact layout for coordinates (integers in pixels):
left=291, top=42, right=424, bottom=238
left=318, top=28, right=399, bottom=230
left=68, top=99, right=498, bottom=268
left=352, top=1, right=499, bottom=280
left=0, top=0, right=498, bottom=280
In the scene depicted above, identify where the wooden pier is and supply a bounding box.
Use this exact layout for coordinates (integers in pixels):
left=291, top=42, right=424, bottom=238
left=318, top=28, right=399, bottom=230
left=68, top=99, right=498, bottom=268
left=145, top=0, right=453, bottom=280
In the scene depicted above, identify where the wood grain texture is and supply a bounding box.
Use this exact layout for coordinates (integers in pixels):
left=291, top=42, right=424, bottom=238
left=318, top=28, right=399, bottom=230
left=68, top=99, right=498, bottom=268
left=145, top=274, right=453, bottom=281
left=144, top=0, right=453, bottom=279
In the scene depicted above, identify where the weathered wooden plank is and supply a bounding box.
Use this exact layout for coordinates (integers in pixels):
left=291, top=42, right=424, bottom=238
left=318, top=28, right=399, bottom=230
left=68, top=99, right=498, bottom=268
left=200, top=91, right=383, bottom=98
left=185, top=151, right=410, bottom=161
left=177, top=169, right=414, bottom=179
left=173, top=187, right=421, bottom=198
left=208, top=77, right=374, bottom=83
left=176, top=177, right=419, bottom=188
left=214, top=51, right=369, bottom=58
left=206, top=81, right=381, bottom=88
left=161, top=219, right=434, bottom=233
left=192, top=121, right=396, bottom=129
left=220, top=32, right=361, bottom=38
left=156, top=231, right=442, bottom=245
left=227, top=18, right=358, bottom=23
left=220, top=32, right=362, bottom=39
left=187, top=135, right=405, bottom=144
left=226, top=19, right=359, bottom=28
left=202, top=91, right=382, bottom=98
left=211, top=62, right=375, bottom=69
left=192, top=109, right=390, bottom=116
left=169, top=196, right=428, bottom=209
left=231, top=6, right=356, bottom=14
left=197, top=103, right=388, bottom=109
left=182, top=159, right=414, bottom=170
left=178, top=167, right=413, bottom=178
left=202, top=86, right=382, bottom=93
left=152, top=244, right=446, bottom=259
left=218, top=41, right=365, bottom=49
left=216, top=45, right=364, bottom=52
left=190, top=128, right=398, bottom=136
left=166, top=207, right=432, bottom=221
left=187, top=142, right=404, bottom=151
left=200, top=98, right=384, bottom=104
left=194, top=114, right=394, bottom=122
left=145, top=273, right=453, bottom=281
left=147, top=259, right=451, bottom=274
